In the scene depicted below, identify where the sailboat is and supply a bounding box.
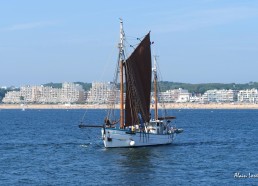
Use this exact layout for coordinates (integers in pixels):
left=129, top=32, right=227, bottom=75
left=81, top=19, right=183, bottom=148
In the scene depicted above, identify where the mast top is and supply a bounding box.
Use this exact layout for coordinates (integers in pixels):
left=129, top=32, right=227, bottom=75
left=153, top=55, right=158, bottom=73
left=119, top=18, right=125, bottom=54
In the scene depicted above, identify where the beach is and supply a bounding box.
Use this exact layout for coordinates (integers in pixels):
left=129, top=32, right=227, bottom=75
left=1, top=103, right=258, bottom=109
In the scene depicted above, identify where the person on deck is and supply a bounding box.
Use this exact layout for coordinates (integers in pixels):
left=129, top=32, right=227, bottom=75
left=104, top=117, right=111, bottom=127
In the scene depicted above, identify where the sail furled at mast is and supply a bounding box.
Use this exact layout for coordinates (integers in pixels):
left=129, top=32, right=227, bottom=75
left=124, top=33, right=152, bottom=126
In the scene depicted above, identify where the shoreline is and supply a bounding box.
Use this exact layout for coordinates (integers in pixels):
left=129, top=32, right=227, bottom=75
left=1, top=103, right=258, bottom=109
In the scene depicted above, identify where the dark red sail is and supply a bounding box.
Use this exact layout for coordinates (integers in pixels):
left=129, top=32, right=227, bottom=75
left=124, top=33, right=152, bottom=126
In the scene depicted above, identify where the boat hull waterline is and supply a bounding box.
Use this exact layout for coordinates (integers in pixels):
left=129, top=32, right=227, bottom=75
left=102, top=128, right=176, bottom=148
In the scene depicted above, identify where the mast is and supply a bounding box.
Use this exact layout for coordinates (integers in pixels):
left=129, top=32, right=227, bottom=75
left=119, top=18, right=125, bottom=129
left=153, top=55, right=158, bottom=120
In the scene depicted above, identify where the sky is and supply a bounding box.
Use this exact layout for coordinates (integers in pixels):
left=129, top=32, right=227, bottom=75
left=0, top=0, right=258, bottom=87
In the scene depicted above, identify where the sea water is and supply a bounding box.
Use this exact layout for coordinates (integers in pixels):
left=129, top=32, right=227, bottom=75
left=0, top=109, right=258, bottom=185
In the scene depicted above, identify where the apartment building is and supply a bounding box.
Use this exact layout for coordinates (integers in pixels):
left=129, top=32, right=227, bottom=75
left=2, top=91, right=22, bottom=103
left=38, top=86, right=62, bottom=103
left=2, top=82, right=85, bottom=104
left=60, top=82, right=84, bottom=103
left=238, top=89, right=258, bottom=103
left=86, top=82, right=119, bottom=104
left=202, top=89, right=238, bottom=103
left=158, top=88, right=191, bottom=103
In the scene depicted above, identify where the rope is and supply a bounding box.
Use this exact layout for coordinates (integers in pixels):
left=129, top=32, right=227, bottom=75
left=154, top=58, right=174, bottom=128
left=80, top=109, right=88, bottom=124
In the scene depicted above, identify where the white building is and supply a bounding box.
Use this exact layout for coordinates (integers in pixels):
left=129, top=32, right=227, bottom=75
left=2, top=91, right=22, bottom=103
left=158, top=88, right=191, bottom=103
left=202, top=89, right=238, bottom=103
left=38, top=86, right=62, bottom=103
left=238, top=89, right=258, bottom=103
left=177, top=89, right=191, bottom=103
left=189, top=96, right=201, bottom=102
left=2, top=82, right=85, bottom=104
left=60, top=82, right=84, bottom=103
left=86, top=82, right=119, bottom=104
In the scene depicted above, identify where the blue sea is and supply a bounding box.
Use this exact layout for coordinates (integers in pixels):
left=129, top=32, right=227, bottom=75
left=0, top=109, right=258, bottom=185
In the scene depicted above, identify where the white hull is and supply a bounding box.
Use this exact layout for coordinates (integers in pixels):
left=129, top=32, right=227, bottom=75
left=102, top=128, right=175, bottom=148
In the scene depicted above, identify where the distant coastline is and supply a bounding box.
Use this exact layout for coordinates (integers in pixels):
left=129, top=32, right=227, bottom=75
left=1, top=103, right=258, bottom=109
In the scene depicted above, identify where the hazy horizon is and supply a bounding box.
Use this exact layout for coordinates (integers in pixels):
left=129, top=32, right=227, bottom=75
left=1, top=0, right=258, bottom=87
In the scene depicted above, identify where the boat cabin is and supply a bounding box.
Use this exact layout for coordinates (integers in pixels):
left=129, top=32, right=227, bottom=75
left=147, top=120, right=167, bottom=134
